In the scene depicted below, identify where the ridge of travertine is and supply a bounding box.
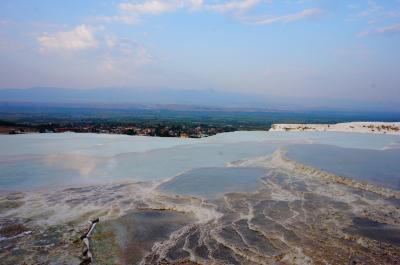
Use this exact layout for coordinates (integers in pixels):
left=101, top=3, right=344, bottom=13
left=269, top=122, right=400, bottom=135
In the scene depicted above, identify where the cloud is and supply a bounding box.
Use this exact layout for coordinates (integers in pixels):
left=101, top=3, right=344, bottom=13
left=347, top=1, right=398, bottom=25
left=101, top=1, right=283, bottom=25
left=357, top=1, right=381, bottom=18
left=96, top=15, right=138, bottom=25
left=35, top=23, right=153, bottom=81
left=115, top=0, right=265, bottom=17
left=118, top=0, right=178, bottom=15
left=189, top=0, right=204, bottom=10
left=103, top=0, right=203, bottom=24
left=206, top=0, right=261, bottom=13
left=358, top=23, right=400, bottom=36
left=37, top=24, right=97, bottom=52
left=99, top=37, right=153, bottom=74
left=118, top=0, right=204, bottom=14
left=244, top=8, right=322, bottom=25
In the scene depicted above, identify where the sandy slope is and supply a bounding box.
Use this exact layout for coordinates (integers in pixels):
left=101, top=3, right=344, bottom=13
left=269, top=122, right=400, bottom=135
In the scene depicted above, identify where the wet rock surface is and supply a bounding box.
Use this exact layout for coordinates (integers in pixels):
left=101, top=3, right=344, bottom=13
left=91, top=210, right=195, bottom=265
left=139, top=152, right=400, bottom=265
left=0, top=151, right=400, bottom=264
left=0, top=217, right=81, bottom=265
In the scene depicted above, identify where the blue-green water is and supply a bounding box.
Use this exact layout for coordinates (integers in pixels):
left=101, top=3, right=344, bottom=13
left=0, top=131, right=399, bottom=192
left=158, top=167, right=266, bottom=199
left=286, top=144, right=400, bottom=190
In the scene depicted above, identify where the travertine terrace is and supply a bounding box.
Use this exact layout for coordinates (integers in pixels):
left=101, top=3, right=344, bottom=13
left=270, top=122, right=400, bottom=135
left=1, top=150, right=399, bottom=264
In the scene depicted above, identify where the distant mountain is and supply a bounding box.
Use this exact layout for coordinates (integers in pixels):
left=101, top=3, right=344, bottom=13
left=0, top=87, right=399, bottom=112
left=0, top=87, right=270, bottom=108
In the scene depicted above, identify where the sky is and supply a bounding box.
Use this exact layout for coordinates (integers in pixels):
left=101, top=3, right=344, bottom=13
left=0, top=0, right=400, bottom=103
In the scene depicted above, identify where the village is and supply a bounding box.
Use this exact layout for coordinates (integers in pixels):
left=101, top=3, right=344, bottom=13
left=6, top=122, right=236, bottom=138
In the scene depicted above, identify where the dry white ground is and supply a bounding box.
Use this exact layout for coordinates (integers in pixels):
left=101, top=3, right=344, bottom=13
left=269, top=122, right=400, bottom=135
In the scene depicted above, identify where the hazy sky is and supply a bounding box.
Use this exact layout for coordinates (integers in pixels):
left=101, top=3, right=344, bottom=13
left=0, top=0, right=399, bottom=102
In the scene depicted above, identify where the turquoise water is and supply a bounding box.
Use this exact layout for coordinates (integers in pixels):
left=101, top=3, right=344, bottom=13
left=286, top=144, right=400, bottom=190
left=0, top=131, right=398, bottom=156
left=158, top=167, right=266, bottom=199
left=0, top=131, right=399, bottom=192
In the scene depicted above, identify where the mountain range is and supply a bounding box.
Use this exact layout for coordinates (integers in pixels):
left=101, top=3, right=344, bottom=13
left=0, top=87, right=398, bottom=112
